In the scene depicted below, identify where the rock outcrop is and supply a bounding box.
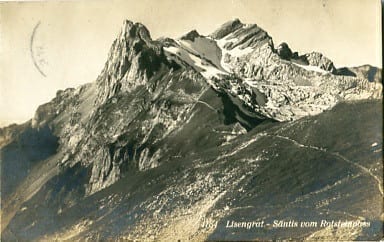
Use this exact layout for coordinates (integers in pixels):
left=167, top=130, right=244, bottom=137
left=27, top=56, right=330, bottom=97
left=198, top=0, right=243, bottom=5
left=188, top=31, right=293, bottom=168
left=277, top=42, right=292, bottom=60
left=337, top=64, right=382, bottom=83
left=210, top=18, right=244, bottom=39
left=301, top=51, right=336, bottom=73
left=180, top=30, right=201, bottom=41
left=96, top=20, right=170, bottom=103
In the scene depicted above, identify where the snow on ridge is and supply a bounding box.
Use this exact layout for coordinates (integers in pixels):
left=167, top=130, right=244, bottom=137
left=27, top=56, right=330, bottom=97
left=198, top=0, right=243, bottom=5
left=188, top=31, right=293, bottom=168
left=292, top=62, right=329, bottom=74
left=164, top=32, right=257, bottom=81
left=164, top=43, right=226, bottom=88
left=164, top=32, right=379, bottom=123
left=178, top=38, right=223, bottom=70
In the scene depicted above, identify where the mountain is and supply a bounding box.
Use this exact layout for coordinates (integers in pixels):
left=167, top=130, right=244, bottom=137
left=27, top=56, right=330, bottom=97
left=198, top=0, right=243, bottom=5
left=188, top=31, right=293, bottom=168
left=1, top=19, right=382, bottom=241
left=336, top=64, right=382, bottom=84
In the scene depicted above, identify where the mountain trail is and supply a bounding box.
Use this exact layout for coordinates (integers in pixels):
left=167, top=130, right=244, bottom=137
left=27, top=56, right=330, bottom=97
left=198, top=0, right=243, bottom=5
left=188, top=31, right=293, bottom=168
left=268, top=134, right=383, bottom=196
left=196, top=100, right=217, bottom=112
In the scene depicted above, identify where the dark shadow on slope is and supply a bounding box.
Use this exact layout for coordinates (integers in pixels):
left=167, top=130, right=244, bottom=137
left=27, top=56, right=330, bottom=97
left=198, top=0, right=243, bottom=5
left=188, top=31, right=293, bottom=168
left=1, top=125, right=59, bottom=200
left=2, top=162, right=90, bottom=241
left=367, top=67, right=378, bottom=82
left=335, top=67, right=357, bottom=77
left=218, top=91, right=274, bottom=131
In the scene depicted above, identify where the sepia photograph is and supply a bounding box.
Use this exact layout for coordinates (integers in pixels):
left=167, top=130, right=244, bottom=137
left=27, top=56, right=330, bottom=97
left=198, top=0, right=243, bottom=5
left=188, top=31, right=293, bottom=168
left=0, top=0, right=382, bottom=240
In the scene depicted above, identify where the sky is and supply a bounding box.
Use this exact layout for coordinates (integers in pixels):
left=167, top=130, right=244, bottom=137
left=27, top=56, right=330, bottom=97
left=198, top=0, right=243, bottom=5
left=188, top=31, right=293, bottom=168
left=0, top=0, right=382, bottom=127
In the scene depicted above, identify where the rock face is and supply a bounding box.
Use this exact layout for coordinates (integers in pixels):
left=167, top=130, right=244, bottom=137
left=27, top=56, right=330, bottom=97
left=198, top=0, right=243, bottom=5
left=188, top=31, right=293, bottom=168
left=301, top=51, right=336, bottom=73
left=1, top=19, right=382, bottom=241
left=336, top=64, right=382, bottom=83
left=275, top=43, right=336, bottom=72
left=96, top=20, right=170, bottom=103
left=277, top=42, right=292, bottom=60
left=210, top=18, right=244, bottom=39
left=180, top=30, right=201, bottom=41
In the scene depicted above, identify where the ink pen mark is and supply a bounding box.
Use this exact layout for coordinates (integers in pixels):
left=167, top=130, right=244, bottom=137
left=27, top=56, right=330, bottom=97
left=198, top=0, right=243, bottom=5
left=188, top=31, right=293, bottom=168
left=30, top=21, right=46, bottom=77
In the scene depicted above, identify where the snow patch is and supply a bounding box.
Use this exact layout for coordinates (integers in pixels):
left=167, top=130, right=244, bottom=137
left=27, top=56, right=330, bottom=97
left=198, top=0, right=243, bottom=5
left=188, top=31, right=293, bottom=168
left=164, top=44, right=226, bottom=88
left=178, top=38, right=223, bottom=69
left=215, top=34, right=255, bottom=73
left=293, top=62, right=329, bottom=74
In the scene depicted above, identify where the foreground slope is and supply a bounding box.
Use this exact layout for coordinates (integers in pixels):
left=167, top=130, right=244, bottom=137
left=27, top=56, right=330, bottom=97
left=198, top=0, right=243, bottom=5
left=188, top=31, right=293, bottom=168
left=2, top=100, right=382, bottom=241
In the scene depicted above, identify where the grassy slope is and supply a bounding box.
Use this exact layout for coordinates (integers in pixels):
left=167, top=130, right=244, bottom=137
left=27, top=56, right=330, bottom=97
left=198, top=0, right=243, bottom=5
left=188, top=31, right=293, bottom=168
left=2, top=100, right=382, bottom=241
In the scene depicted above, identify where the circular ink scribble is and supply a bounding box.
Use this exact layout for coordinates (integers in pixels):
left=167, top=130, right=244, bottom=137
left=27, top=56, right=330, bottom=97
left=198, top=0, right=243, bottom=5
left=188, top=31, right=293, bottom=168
left=30, top=21, right=47, bottom=77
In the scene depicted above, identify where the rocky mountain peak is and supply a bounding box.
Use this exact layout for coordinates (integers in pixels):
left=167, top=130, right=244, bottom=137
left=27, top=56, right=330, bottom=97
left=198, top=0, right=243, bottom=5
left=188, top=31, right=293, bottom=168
left=180, top=30, right=201, bottom=41
left=276, top=42, right=293, bottom=60
left=275, top=42, right=336, bottom=73
left=96, top=20, right=169, bottom=103
left=119, top=20, right=153, bottom=47
left=210, top=18, right=244, bottom=39
left=213, top=20, right=273, bottom=52
left=302, top=52, right=336, bottom=73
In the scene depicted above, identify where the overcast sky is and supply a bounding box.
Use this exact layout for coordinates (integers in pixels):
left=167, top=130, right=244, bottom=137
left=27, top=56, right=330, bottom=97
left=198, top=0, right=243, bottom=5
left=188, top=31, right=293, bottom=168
left=0, top=0, right=382, bottom=126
